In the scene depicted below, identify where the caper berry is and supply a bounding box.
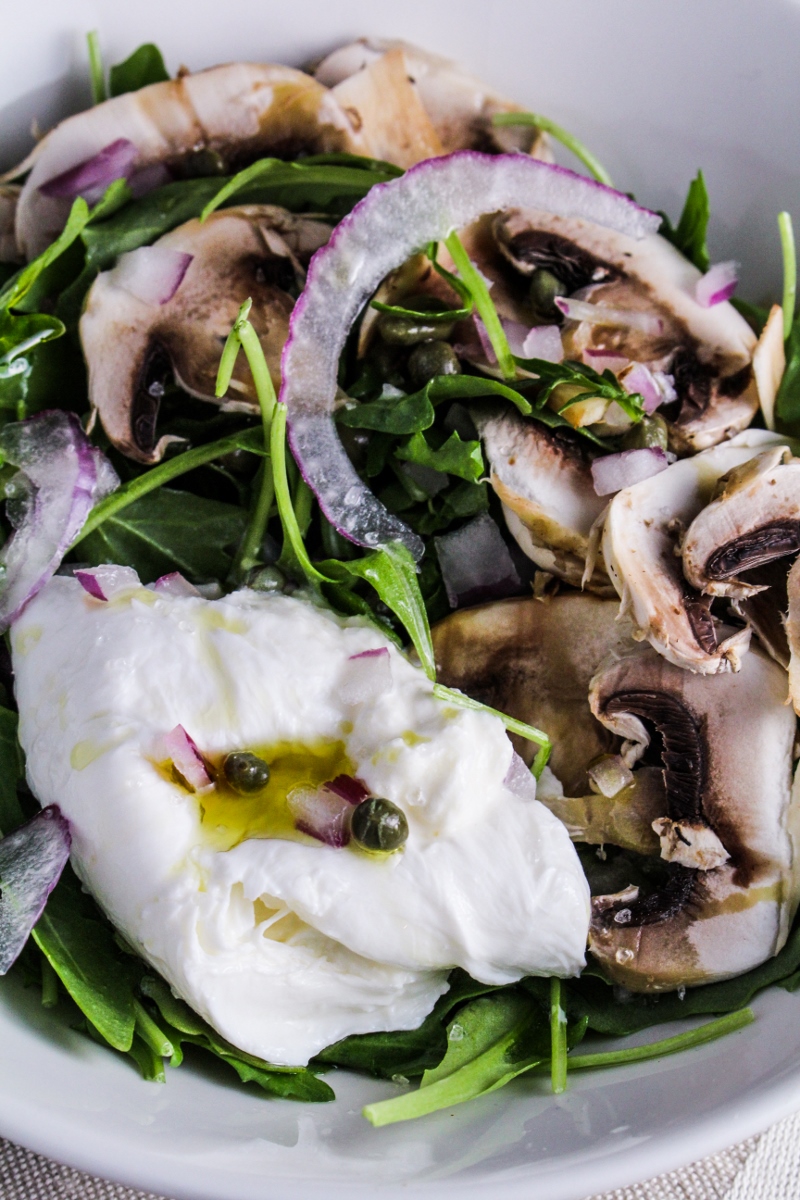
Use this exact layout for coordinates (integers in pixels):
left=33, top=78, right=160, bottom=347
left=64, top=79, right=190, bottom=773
left=407, top=340, right=461, bottom=389
left=351, top=796, right=409, bottom=853
left=179, top=148, right=227, bottom=178
left=622, top=413, right=669, bottom=451
left=223, top=751, right=271, bottom=793
left=246, top=565, right=286, bottom=593
left=529, top=268, right=567, bottom=321
left=377, top=312, right=445, bottom=346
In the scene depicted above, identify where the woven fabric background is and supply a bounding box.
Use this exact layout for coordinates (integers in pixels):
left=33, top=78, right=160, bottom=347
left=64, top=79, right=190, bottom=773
left=1, top=1112, right=799, bottom=1200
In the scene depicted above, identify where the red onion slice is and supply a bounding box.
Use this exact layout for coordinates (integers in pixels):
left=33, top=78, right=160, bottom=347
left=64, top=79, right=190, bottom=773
left=280, top=151, right=660, bottom=557
left=621, top=362, right=676, bottom=414
left=695, top=261, right=739, bottom=308
left=435, top=512, right=521, bottom=608
left=0, top=411, right=119, bottom=632
left=127, top=162, right=172, bottom=199
left=583, top=348, right=629, bottom=373
left=288, top=785, right=352, bottom=847
left=152, top=572, right=202, bottom=598
left=340, top=646, right=393, bottom=704
left=556, top=296, right=663, bottom=336
left=591, top=447, right=670, bottom=496
left=521, top=325, right=564, bottom=363
left=74, top=564, right=141, bottom=602
left=113, top=246, right=193, bottom=307
left=38, top=138, right=139, bottom=205
left=503, top=752, right=538, bottom=802
left=325, top=774, right=371, bottom=806
left=164, top=725, right=212, bottom=792
left=0, top=805, right=71, bottom=974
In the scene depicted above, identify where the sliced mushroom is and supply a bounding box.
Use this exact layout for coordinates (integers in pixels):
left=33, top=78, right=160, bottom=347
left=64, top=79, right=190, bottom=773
left=682, top=446, right=800, bottom=598
left=11, top=64, right=361, bottom=260
left=752, top=304, right=785, bottom=432
left=79, top=205, right=331, bottom=462
left=313, top=39, right=548, bottom=158
left=490, top=208, right=760, bottom=451
left=785, top=557, right=800, bottom=715
left=0, top=186, right=21, bottom=264
left=474, top=404, right=614, bottom=594
left=602, top=429, right=788, bottom=674
left=588, top=639, right=800, bottom=991
left=432, top=592, right=632, bottom=793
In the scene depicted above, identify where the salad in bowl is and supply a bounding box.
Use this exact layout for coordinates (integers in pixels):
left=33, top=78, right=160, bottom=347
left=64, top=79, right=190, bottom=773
left=0, top=29, right=797, bottom=1141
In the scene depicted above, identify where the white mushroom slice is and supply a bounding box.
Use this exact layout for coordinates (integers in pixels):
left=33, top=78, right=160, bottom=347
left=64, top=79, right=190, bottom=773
left=0, top=186, right=21, bottom=264
left=474, top=405, right=613, bottom=594
left=752, top=304, right=785, bottom=431
left=588, top=638, right=800, bottom=991
left=493, top=209, right=760, bottom=453
left=602, top=429, right=787, bottom=674
left=314, top=39, right=547, bottom=158
left=682, top=447, right=800, bottom=598
left=12, top=64, right=362, bottom=260
left=79, top=205, right=330, bottom=462
left=785, top=556, right=800, bottom=715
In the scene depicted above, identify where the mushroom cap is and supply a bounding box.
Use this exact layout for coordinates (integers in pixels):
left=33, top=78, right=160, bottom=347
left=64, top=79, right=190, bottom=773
left=682, top=447, right=800, bottom=598
left=431, top=592, right=631, bottom=793
left=14, top=63, right=361, bottom=260
left=602, top=429, right=788, bottom=674
left=314, top=38, right=548, bottom=159
left=588, top=639, right=799, bottom=990
left=494, top=208, right=760, bottom=452
left=785, top=556, right=800, bottom=716
left=79, top=205, right=331, bottom=462
left=474, top=404, right=613, bottom=594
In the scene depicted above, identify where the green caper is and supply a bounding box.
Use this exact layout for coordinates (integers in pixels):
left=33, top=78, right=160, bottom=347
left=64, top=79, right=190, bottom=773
left=407, top=340, right=461, bottom=388
left=246, top=565, right=286, bottom=593
left=179, top=148, right=227, bottom=178
left=528, top=268, right=567, bottom=321
left=377, top=311, right=445, bottom=346
left=622, top=413, right=669, bottom=451
left=351, top=796, right=409, bottom=853
left=223, top=751, right=271, bottom=793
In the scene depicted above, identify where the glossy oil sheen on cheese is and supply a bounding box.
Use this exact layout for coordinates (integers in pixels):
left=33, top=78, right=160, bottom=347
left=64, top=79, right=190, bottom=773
left=11, top=577, right=590, bottom=1066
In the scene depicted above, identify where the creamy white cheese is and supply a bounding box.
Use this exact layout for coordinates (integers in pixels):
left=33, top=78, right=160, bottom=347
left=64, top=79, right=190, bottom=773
left=12, top=576, right=590, bottom=1065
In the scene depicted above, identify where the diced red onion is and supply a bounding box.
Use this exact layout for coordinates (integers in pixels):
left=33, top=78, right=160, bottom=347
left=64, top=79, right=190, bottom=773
left=435, top=512, right=521, bottom=608
left=340, top=645, right=393, bottom=704
left=325, top=774, right=371, bottom=806
left=503, top=752, right=538, bottom=802
left=127, top=162, right=172, bottom=199
left=288, top=785, right=352, bottom=847
left=591, top=447, right=670, bottom=496
left=556, top=296, right=663, bottom=336
left=280, top=151, right=660, bottom=558
left=0, top=805, right=71, bottom=974
left=621, top=362, right=677, bottom=414
left=164, top=725, right=212, bottom=792
left=521, top=325, right=564, bottom=363
left=695, top=261, right=738, bottom=308
left=113, top=246, right=193, bottom=307
left=583, top=348, right=629, bottom=373
left=0, top=411, right=119, bottom=632
left=74, top=564, right=140, bottom=602
left=587, top=755, right=634, bottom=798
left=38, top=138, right=139, bottom=205
left=152, top=572, right=202, bottom=598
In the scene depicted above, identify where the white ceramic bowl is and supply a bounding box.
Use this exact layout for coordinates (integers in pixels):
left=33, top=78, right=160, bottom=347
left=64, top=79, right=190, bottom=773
left=2, top=2, right=800, bottom=1196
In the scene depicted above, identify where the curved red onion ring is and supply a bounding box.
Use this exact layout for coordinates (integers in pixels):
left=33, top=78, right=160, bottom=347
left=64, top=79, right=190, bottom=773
left=279, top=151, right=660, bottom=558
left=0, top=411, right=119, bottom=631
left=0, top=805, right=71, bottom=974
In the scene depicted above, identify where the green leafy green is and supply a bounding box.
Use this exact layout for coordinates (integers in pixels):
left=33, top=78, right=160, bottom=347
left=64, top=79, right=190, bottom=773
left=200, top=157, right=400, bottom=222
left=517, top=357, right=645, bottom=423
left=562, top=1009, right=754, bottom=1072
left=775, top=315, right=800, bottom=430
left=660, top=172, right=710, bottom=273
left=550, top=977, right=568, bottom=1094
left=492, top=112, right=613, bottom=187
left=432, top=683, right=551, bottom=776
left=76, top=488, right=247, bottom=583
left=0, top=707, right=24, bottom=834
left=395, top=430, right=484, bottom=483
left=779, top=210, right=797, bottom=341
left=86, top=31, right=106, bottom=105
left=109, top=43, right=170, bottom=97
left=339, top=388, right=436, bottom=434
left=445, top=230, right=515, bottom=380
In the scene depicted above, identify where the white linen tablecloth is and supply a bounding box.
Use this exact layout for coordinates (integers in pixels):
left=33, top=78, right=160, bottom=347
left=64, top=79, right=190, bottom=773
left=2, top=1112, right=799, bottom=1200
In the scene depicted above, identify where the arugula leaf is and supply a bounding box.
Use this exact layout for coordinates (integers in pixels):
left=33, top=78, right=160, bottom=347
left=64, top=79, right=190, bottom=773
left=563, top=1009, right=753, bottom=1072
left=445, top=230, right=515, bottom=380
left=660, top=172, right=710, bottom=273
left=432, top=683, right=551, bottom=776
left=199, top=158, right=398, bottom=222
left=109, top=43, right=170, bottom=97
left=395, top=430, right=484, bottom=483
left=32, top=871, right=136, bottom=1052
left=516, top=357, right=645, bottom=422
left=492, top=112, right=613, bottom=187
left=363, top=993, right=548, bottom=1126
left=0, top=199, right=90, bottom=313
left=339, top=388, right=435, bottom=434
left=76, top=488, right=247, bottom=583
left=0, top=707, right=24, bottom=834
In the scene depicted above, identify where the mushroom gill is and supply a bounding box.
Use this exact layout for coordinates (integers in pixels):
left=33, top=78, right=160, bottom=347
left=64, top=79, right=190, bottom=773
left=587, top=640, right=800, bottom=991
left=602, top=429, right=788, bottom=674
left=79, top=205, right=331, bottom=462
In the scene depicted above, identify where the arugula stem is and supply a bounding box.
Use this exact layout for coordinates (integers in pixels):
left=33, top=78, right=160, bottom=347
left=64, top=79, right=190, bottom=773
left=133, top=998, right=174, bottom=1060
left=492, top=112, right=613, bottom=188
left=779, top=211, right=796, bottom=342
left=550, top=979, right=568, bottom=1094
left=444, top=231, right=515, bottom=381
left=269, top=404, right=328, bottom=585
left=86, top=32, right=107, bottom=105
left=72, top=426, right=265, bottom=547
left=41, top=957, right=59, bottom=1008
left=565, top=1008, right=754, bottom=1071
left=432, top=683, right=552, bottom=774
